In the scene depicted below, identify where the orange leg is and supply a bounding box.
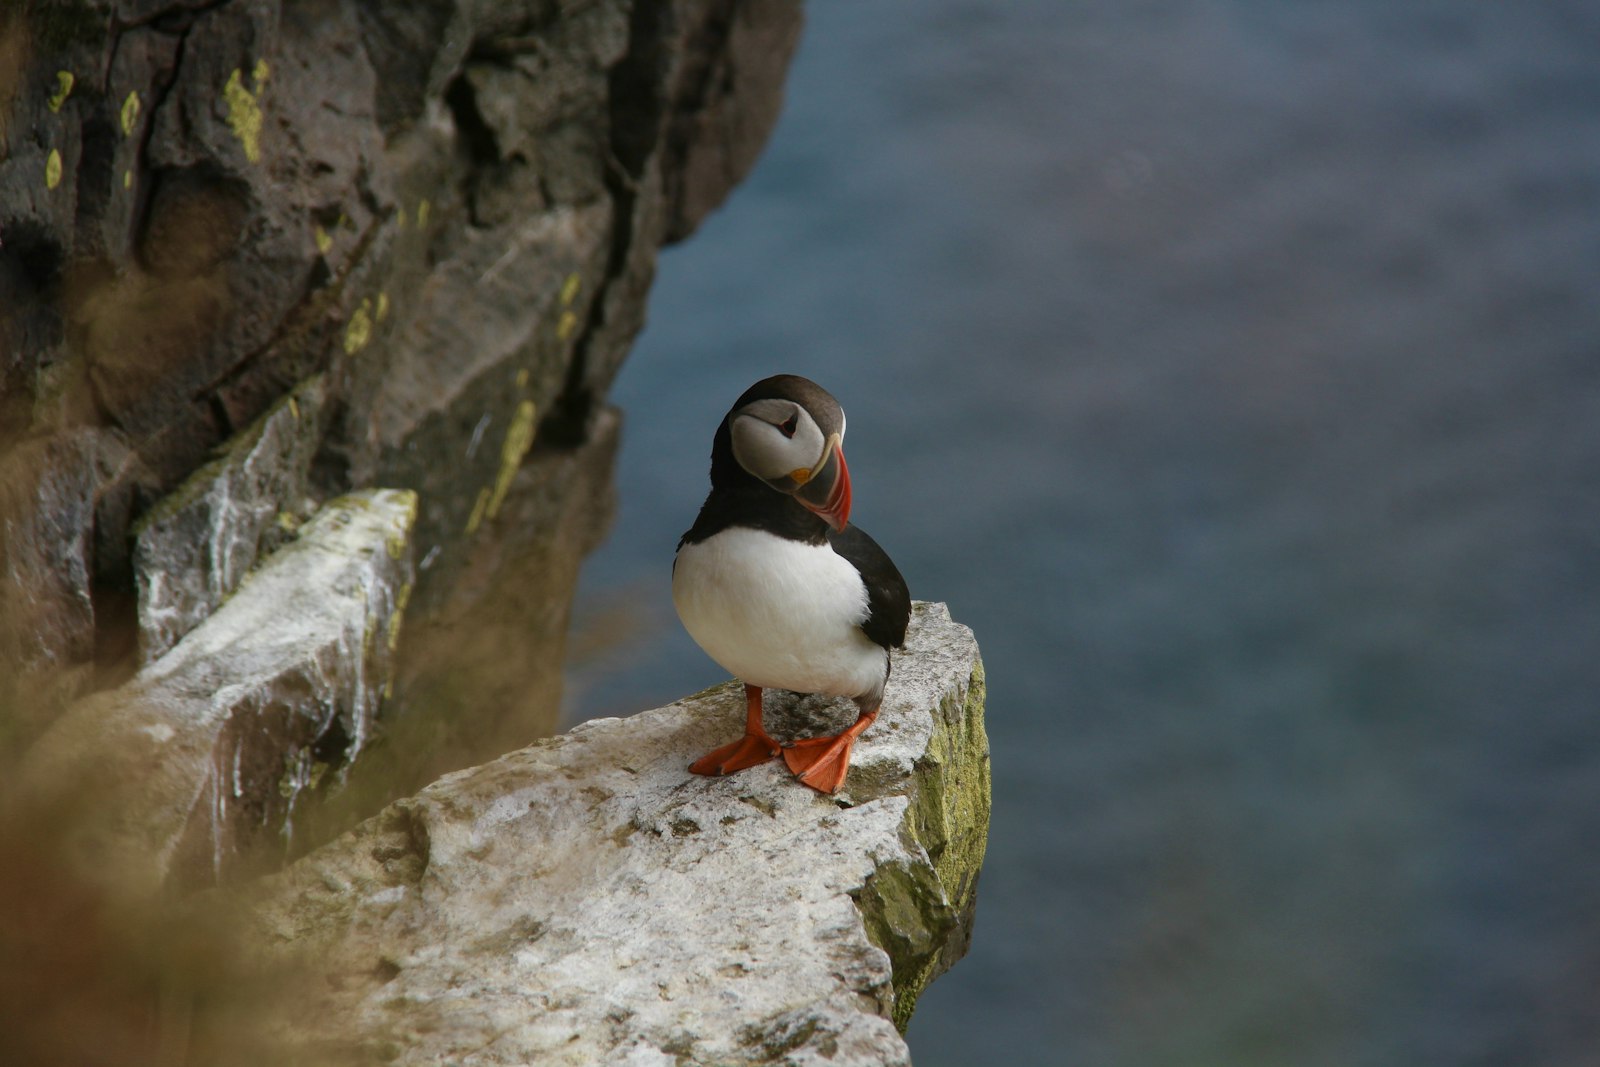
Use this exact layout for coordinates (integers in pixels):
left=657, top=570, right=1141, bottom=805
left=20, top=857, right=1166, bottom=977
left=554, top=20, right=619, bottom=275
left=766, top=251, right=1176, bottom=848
left=689, top=684, right=782, bottom=776
left=782, top=708, right=878, bottom=794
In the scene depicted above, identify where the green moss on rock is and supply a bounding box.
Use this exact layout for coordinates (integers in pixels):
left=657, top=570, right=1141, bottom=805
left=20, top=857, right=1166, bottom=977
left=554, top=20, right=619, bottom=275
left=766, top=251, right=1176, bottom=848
left=854, top=655, right=991, bottom=1033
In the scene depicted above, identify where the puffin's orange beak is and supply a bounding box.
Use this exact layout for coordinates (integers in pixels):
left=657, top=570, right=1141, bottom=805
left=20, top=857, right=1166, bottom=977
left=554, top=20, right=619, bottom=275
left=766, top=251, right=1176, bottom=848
left=794, top=437, right=851, bottom=531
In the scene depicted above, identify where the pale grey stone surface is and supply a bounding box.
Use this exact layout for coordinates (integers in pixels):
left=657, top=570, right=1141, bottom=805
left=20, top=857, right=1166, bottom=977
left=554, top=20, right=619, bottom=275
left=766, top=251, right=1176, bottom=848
left=240, top=602, right=988, bottom=1066
left=20, top=489, right=418, bottom=894
left=133, top=376, right=330, bottom=662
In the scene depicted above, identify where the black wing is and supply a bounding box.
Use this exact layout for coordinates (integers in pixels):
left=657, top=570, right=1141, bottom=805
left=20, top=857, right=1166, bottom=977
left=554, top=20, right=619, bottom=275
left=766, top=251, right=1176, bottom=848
left=828, top=523, right=910, bottom=651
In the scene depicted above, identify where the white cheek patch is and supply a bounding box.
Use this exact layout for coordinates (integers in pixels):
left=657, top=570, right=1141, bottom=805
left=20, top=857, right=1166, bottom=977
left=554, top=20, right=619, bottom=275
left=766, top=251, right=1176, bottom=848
left=730, top=404, right=826, bottom=482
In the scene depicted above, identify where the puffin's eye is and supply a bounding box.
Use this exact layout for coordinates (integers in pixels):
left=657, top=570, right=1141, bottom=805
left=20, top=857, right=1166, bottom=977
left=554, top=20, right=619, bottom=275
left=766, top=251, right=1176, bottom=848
left=778, top=414, right=798, bottom=438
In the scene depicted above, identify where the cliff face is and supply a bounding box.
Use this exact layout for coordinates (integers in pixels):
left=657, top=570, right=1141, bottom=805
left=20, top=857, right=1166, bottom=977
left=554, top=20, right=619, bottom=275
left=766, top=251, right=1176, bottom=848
left=1, top=0, right=802, bottom=868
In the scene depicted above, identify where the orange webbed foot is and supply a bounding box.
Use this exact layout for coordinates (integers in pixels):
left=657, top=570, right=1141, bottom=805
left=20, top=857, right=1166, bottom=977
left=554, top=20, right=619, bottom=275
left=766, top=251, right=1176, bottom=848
left=689, top=730, right=782, bottom=776
left=782, top=707, right=878, bottom=794
left=690, top=684, right=780, bottom=777
left=781, top=733, right=859, bottom=794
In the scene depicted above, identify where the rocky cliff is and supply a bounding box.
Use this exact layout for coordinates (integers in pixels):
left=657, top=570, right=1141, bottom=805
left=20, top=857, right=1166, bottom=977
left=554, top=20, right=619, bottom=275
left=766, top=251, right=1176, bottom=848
left=2, top=0, right=802, bottom=867
left=1, top=4, right=996, bottom=1059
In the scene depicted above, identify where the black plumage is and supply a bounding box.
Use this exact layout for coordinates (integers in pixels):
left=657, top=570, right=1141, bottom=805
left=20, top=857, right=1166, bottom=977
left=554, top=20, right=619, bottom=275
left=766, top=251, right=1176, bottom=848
left=826, top=524, right=910, bottom=653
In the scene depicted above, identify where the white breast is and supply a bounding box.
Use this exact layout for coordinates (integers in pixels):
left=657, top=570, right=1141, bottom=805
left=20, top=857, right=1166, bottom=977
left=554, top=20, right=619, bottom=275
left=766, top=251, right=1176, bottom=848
left=673, top=527, right=887, bottom=701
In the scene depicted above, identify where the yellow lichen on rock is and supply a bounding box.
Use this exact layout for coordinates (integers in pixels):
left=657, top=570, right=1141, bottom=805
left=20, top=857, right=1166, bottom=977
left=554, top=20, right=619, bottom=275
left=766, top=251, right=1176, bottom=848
left=120, top=90, right=140, bottom=134
left=344, top=299, right=373, bottom=354
left=465, top=487, right=491, bottom=535
left=487, top=400, right=537, bottom=521
left=223, top=62, right=270, bottom=163
left=48, top=71, right=74, bottom=112
left=386, top=583, right=413, bottom=651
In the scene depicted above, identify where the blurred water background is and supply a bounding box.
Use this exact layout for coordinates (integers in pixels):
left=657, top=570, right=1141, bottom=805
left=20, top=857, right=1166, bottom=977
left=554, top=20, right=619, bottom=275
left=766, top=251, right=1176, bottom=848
left=564, top=3, right=1600, bottom=1064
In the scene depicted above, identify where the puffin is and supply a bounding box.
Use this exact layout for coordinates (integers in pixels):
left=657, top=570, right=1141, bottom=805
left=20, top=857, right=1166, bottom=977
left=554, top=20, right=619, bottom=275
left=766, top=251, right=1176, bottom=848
left=673, top=374, right=911, bottom=794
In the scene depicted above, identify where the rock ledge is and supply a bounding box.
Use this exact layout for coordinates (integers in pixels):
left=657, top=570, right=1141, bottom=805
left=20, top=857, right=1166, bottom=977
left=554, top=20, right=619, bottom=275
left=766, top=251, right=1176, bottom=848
left=240, top=602, right=988, bottom=1065
left=19, top=488, right=417, bottom=895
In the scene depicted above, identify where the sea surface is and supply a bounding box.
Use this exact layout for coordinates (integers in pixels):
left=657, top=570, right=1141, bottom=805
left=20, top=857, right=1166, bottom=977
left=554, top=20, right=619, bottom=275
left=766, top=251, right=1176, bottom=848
left=565, top=3, right=1600, bottom=1064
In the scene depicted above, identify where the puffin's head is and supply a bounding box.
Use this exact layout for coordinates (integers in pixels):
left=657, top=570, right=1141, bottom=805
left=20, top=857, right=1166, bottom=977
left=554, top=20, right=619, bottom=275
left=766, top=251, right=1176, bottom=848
left=719, top=374, right=852, bottom=531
